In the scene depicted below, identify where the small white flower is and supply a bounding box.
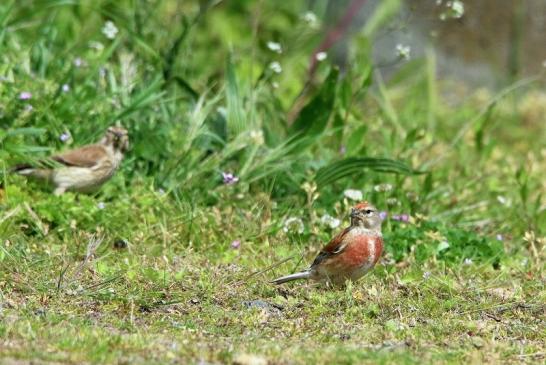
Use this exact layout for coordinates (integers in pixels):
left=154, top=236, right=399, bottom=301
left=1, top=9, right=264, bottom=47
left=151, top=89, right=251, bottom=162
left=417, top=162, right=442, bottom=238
left=73, top=57, right=84, bottom=67
left=59, top=132, right=71, bottom=142
left=447, top=0, right=464, bottom=18
left=249, top=130, right=264, bottom=145
left=269, top=61, right=282, bottom=74
left=463, top=258, right=473, bottom=265
left=386, top=198, right=400, bottom=206
left=271, top=81, right=279, bottom=89
left=266, top=41, right=282, bottom=54
left=496, top=195, right=511, bottom=206
left=303, top=11, right=318, bottom=27
left=422, top=271, right=431, bottom=280
left=283, top=217, right=304, bottom=234
left=89, top=41, right=104, bottom=51
left=102, top=21, right=118, bottom=40
left=216, top=106, right=227, bottom=118
left=62, top=84, right=70, bottom=93
left=374, top=183, right=393, bottom=193
left=97, top=202, right=105, bottom=210
left=343, top=189, right=363, bottom=201
left=395, top=44, right=411, bottom=61
left=320, top=214, right=341, bottom=229
left=315, top=52, right=327, bottom=62
left=436, top=0, right=443, bottom=5
left=542, top=60, right=546, bottom=68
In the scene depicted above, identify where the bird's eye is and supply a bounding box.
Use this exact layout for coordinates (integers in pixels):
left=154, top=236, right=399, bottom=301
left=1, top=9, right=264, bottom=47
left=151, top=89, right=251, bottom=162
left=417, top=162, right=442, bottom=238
left=365, top=209, right=373, bottom=215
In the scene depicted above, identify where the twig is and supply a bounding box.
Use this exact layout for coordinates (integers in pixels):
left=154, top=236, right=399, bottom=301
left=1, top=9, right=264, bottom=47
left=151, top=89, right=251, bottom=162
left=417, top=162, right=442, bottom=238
left=73, top=235, right=104, bottom=279
left=23, top=202, right=47, bottom=236
left=308, top=0, right=368, bottom=79
left=0, top=205, right=22, bottom=226
left=230, top=256, right=295, bottom=286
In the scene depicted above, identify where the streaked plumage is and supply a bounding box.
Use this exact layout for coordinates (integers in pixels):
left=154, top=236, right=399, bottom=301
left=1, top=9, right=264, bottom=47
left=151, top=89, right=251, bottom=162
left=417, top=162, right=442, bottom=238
left=12, top=126, right=129, bottom=195
left=272, top=201, right=384, bottom=286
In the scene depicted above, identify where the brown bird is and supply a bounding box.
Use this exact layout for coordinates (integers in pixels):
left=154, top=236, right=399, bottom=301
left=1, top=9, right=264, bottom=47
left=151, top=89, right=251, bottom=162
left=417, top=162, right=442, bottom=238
left=272, top=201, right=384, bottom=286
left=12, top=126, right=129, bottom=195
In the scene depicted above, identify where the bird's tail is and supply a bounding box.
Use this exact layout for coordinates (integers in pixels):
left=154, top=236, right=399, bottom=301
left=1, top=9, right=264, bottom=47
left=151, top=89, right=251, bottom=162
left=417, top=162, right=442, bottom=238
left=10, top=165, right=52, bottom=181
left=271, top=271, right=310, bottom=285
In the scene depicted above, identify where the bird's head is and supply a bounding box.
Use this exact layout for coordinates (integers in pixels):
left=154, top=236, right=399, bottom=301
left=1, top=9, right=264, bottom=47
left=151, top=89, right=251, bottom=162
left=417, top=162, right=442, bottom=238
left=350, top=201, right=382, bottom=231
left=102, top=126, right=129, bottom=152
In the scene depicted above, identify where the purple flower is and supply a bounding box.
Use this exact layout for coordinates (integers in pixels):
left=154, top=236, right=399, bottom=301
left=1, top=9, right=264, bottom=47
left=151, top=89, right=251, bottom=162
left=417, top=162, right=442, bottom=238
left=379, top=211, right=388, bottom=221
left=392, top=214, right=409, bottom=222
left=231, top=240, right=241, bottom=249
left=19, top=92, right=32, bottom=100
left=222, top=172, right=239, bottom=185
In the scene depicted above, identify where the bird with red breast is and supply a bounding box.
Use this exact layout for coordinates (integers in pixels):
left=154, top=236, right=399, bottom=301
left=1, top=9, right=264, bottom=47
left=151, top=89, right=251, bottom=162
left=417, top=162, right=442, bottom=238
left=272, top=201, right=384, bottom=286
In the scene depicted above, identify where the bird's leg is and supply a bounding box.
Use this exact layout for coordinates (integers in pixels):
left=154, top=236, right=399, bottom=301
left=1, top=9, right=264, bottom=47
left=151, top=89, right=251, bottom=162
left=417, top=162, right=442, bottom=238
left=53, top=187, right=66, bottom=196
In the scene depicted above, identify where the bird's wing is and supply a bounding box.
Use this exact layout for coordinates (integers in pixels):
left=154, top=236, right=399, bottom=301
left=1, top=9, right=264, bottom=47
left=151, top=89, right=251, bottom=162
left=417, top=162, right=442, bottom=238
left=310, top=226, right=352, bottom=268
left=51, top=144, right=107, bottom=168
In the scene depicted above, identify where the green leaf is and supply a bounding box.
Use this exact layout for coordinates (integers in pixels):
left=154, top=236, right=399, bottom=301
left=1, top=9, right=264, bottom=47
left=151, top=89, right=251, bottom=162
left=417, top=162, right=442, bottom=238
left=360, top=63, right=373, bottom=93
left=5, top=128, right=46, bottom=138
left=289, top=67, right=339, bottom=138
left=225, top=57, right=246, bottom=137
left=314, top=157, right=425, bottom=188
left=340, top=75, right=352, bottom=111
left=346, top=125, right=368, bottom=155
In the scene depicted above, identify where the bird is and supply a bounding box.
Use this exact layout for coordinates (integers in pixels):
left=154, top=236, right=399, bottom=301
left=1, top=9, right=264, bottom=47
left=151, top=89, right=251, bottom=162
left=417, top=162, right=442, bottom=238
left=11, top=126, right=129, bottom=195
left=272, top=201, right=384, bottom=286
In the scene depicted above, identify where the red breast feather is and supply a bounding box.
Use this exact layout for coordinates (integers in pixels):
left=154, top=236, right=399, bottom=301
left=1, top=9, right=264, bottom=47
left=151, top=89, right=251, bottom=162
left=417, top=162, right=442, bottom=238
left=340, top=235, right=382, bottom=268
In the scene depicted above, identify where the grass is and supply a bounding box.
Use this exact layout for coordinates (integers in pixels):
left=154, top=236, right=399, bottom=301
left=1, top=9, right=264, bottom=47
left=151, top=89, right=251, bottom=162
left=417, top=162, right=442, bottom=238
left=1, top=1, right=545, bottom=364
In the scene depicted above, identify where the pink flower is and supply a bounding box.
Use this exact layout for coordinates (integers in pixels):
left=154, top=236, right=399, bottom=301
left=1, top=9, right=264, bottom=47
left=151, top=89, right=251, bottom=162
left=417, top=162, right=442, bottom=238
left=19, top=92, right=32, bottom=100
left=231, top=240, right=241, bottom=249
left=392, top=214, right=409, bottom=222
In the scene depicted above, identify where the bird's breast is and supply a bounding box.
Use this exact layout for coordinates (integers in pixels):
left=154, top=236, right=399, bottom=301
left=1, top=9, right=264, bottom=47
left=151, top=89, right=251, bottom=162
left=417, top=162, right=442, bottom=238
left=341, top=234, right=383, bottom=268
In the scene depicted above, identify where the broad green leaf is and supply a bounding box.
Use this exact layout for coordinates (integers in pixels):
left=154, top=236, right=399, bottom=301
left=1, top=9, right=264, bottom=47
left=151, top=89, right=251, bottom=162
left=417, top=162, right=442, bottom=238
left=314, top=157, right=424, bottom=188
